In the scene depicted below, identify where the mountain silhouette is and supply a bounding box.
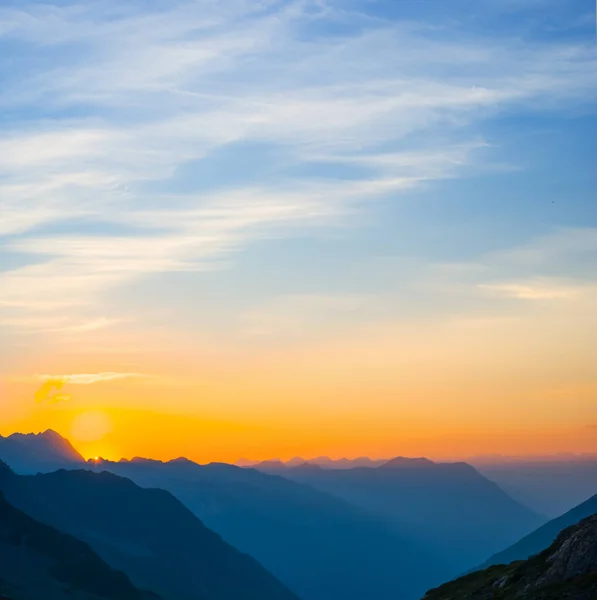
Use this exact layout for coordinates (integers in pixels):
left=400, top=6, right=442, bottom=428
left=0, top=461, right=298, bottom=600
left=0, top=430, right=84, bottom=474
left=423, top=514, right=597, bottom=600
left=0, top=480, right=157, bottom=600
left=483, top=493, right=597, bottom=568
left=90, top=455, right=453, bottom=600
left=266, top=457, right=543, bottom=571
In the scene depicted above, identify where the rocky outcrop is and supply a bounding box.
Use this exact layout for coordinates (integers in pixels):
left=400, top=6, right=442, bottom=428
left=423, top=515, right=597, bottom=600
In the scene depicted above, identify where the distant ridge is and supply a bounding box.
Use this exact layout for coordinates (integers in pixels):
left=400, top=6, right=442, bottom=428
left=272, top=454, right=544, bottom=571
left=381, top=457, right=435, bottom=469
left=249, top=455, right=388, bottom=470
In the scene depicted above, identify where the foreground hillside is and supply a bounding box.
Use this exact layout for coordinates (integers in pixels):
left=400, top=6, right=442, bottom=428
left=0, top=490, right=155, bottom=600
left=0, top=461, right=298, bottom=600
left=423, top=515, right=597, bottom=600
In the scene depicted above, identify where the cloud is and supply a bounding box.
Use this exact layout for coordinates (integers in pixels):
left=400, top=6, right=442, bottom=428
left=478, top=279, right=586, bottom=300
left=34, top=379, right=71, bottom=403
left=36, top=372, right=148, bottom=385
left=0, top=1, right=595, bottom=332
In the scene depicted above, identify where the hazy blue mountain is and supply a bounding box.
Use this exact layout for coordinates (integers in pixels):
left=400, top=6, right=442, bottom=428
left=483, top=493, right=597, bottom=568
left=268, top=457, right=544, bottom=570
left=91, top=456, right=453, bottom=600
left=473, top=458, right=597, bottom=517
left=0, top=487, right=156, bottom=600
left=0, top=430, right=84, bottom=474
left=251, top=456, right=388, bottom=470
left=0, top=461, right=299, bottom=600
left=423, top=515, right=597, bottom=600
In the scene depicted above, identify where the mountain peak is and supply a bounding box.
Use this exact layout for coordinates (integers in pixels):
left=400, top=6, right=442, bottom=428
left=41, top=428, right=63, bottom=440
left=169, top=457, right=195, bottom=466
left=0, top=430, right=84, bottom=474
left=130, top=456, right=163, bottom=465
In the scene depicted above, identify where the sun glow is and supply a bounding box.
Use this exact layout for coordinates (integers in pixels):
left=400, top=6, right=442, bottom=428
left=70, top=411, right=113, bottom=443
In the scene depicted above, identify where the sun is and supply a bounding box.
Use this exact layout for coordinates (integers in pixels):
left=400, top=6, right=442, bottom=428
left=70, top=410, right=113, bottom=443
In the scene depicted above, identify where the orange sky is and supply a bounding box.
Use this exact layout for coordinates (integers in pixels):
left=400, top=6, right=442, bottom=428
left=2, top=292, right=596, bottom=463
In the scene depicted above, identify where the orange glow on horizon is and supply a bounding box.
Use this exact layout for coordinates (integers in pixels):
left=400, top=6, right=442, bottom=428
left=3, top=403, right=595, bottom=466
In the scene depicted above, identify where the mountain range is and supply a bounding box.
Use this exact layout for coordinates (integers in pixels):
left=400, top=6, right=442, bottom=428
left=89, top=456, right=447, bottom=600
left=3, top=430, right=579, bottom=600
left=255, top=456, right=544, bottom=571
left=0, top=460, right=298, bottom=600
left=243, top=456, right=388, bottom=469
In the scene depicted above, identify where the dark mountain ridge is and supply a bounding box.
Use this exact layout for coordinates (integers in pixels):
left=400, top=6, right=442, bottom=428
left=0, top=484, right=156, bottom=600
left=0, top=460, right=298, bottom=600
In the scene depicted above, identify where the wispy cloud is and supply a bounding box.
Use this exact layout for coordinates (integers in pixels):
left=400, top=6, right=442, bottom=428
left=0, top=1, right=595, bottom=333
left=35, top=372, right=148, bottom=385
left=478, top=279, right=586, bottom=300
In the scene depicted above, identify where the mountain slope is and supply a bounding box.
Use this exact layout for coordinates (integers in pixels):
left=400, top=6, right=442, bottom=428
left=268, top=457, right=543, bottom=570
left=484, top=493, right=597, bottom=568
left=0, top=461, right=298, bottom=600
left=0, top=430, right=84, bottom=474
left=91, top=456, right=452, bottom=600
left=0, top=488, right=156, bottom=600
left=423, top=515, right=597, bottom=600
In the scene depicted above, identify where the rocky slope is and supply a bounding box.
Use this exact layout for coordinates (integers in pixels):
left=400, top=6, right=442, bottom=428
left=423, top=514, right=597, bottom=600
left=483, top=493, right=597, bottom=568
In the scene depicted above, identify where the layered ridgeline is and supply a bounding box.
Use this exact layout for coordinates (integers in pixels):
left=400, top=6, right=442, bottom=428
left=423, top=515, right=597, bottom=600
left=241, top=456, right=388, bottom=469
left=0, top=489, right=156, bottom=600
left=90, top=456, right=448, bottom=600
left=483, top=493, right=597, bottom=568
left=0, top=430, right=84, bottom=474
left=0, top=461, right=298, bottom=600
left=255, top=457, right=543, bottom=571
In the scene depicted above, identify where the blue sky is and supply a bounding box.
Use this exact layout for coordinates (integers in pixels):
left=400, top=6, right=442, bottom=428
left=1, top=0, right=596, bottom=459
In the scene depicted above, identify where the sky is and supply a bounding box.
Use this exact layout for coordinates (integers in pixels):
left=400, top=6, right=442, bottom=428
left=0, top=0, right=596, bottom=463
